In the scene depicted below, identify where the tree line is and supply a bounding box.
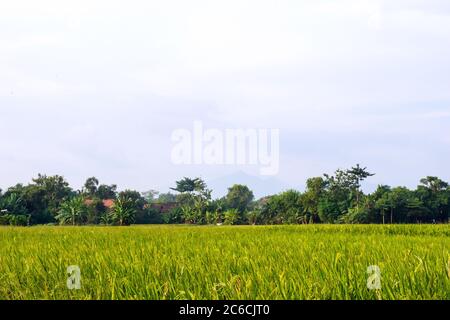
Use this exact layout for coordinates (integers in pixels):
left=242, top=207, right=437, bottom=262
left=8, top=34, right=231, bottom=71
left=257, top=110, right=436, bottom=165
left=0, top=165, right=449, bottom=226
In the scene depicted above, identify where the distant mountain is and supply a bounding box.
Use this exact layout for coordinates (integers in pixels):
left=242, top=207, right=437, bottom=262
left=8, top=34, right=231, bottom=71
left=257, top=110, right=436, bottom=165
left=207, top=171, right=291, bottom=199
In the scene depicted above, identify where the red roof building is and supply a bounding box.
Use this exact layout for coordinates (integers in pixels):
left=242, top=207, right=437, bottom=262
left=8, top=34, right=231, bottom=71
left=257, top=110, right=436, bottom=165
left=84, top=199, right=115, bottom=209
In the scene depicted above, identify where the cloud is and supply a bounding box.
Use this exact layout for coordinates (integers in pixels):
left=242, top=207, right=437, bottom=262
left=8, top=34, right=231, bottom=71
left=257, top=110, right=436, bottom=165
left=0, top=0, right=449, bottom=193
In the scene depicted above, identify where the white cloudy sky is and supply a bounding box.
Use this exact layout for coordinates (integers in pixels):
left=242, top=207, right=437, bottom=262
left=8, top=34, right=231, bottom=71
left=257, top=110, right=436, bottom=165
left=1, top=0, right=450, bottom=196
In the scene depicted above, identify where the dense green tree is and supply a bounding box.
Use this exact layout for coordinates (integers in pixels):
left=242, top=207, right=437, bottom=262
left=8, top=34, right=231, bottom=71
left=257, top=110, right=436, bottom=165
left=155, top=192, right=177, bottom=203
left=210, top=198, right=226, bottom=214
left=118, top=189, right=146, bottom=223
left=97, top=184, right=117, bottom=200
left=83, top=177, right=99, bottom=196
left=347, top=164, right=375, bottom=209
left=3, top=176, right=72, bottom=224
left=317, top=165, right=375, bottom=223
left=142, top=190, right=159, bottom=203
left=341, top=196, right=377, bottom=223
left=260, top=190, right=304, bottom=224
left=135, top=207, right=164, bottom=224
left=385, top=187, right=413, bottom=223
left=405, top=196, right=428, bottom=223
left=164, top=207, right=184, bottom=224
left=225, top=184, right=254, bottom=215
left=171, top=177, right=206, bottom=194
left=372, top=185, right=392, bottom=224
left=416, top=177, right=449, bottom=222
left=119, top=190, right=145, bottom=210
left=32, top=174, right=74, bottom=217
left=321, top=169, right=355, bottom=221
left=4, top=184, right=51, bottom=224
left=172, top=178, right=211, bottom=224
left=317, top=196, right=341, bottom=223
left=301, top=177, right=327, bottom=223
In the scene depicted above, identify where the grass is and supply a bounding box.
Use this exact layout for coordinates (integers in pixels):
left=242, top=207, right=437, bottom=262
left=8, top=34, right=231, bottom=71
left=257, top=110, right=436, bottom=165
left=0, top=225, right=448, bottom=300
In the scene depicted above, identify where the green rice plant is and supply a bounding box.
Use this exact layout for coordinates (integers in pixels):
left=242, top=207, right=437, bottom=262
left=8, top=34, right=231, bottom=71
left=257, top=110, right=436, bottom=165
left=0, top=225, right=448, bottom=300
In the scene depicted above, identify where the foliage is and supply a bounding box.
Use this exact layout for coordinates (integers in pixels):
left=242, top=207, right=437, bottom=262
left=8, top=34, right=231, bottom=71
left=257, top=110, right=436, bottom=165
left=172, top=177, right=212, bottom=225
left=164, top=207, right=184, bottom=224
left=135, top=207, right=163, bottom=224
left=246, top=210, right=260, bottom=225
left=0, top=214, right=28, bottom=226
left=225, top=184, right=254, bottom=214
left=83, top=177, right=99, bottom=196
left=55, top=196, right=87, bottom=226
left=260, top=190, right=304, bottom=224
left=85, top=197, right=107, bottom=225
left=96, top=184, right=118, bottom=200
left=109, top=197, right=137, bottom=226
left=1, top=167, right=449, bottom=226
left=223, top=209, right=239, bottom=225
left=171, top=177, right=206, bottom=194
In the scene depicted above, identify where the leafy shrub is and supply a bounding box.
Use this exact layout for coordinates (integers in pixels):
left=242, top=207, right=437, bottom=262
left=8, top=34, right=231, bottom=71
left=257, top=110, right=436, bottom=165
left=224, top=209, right=239, bottom=225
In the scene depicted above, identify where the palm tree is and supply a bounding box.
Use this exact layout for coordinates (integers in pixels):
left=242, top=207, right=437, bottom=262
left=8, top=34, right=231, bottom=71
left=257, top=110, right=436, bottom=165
left=56, top=196, right=86, bottom=225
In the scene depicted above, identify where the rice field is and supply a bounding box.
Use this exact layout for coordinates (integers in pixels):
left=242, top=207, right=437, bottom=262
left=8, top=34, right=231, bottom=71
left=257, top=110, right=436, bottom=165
left=0, top=225, right=448, bottom=300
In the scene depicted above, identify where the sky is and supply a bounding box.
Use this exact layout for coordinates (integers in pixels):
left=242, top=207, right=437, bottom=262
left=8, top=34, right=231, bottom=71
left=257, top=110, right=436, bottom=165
left=1, top=0, right=450, bottom=198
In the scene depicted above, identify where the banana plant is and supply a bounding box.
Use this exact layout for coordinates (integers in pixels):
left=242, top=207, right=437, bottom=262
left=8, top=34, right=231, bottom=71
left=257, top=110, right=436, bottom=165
left=55, top=196, right=86, bottom=226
